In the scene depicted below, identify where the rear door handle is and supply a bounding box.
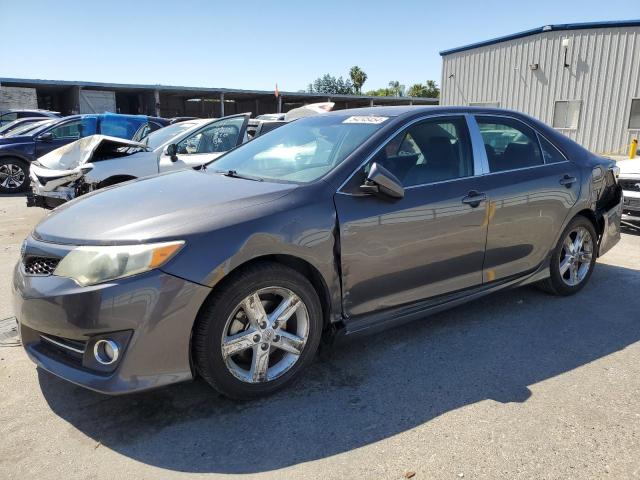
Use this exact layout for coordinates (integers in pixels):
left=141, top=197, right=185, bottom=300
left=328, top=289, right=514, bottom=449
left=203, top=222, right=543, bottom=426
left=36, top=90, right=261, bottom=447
left=559, top=175, right=577, bottom=187
left=462, top=191, right=487, bottom=208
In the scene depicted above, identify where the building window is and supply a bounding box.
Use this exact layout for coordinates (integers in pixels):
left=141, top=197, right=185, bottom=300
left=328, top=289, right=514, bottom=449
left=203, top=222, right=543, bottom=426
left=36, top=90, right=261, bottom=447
left=470, top=102, right=500, bottom=108
left=629, top=99, right=640, bottom=129
left=552, top=100, right=581, bottom=129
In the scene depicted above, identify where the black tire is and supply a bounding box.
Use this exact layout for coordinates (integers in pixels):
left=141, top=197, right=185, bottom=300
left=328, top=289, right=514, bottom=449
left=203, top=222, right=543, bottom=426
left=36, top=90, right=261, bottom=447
left=537, top=215, right=598, bottom=296
left=193, top=262, right=323, bottom=399
left=0, top=158, right=29, bottom=193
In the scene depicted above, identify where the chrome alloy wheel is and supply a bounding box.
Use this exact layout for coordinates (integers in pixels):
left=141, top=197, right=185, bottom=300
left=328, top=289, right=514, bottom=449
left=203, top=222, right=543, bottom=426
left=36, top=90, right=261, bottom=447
left=221, top=287, right=309, bottom=383
left=0, top=163, right=26, bottom=190
left=559, top=226, right=594, bottom=287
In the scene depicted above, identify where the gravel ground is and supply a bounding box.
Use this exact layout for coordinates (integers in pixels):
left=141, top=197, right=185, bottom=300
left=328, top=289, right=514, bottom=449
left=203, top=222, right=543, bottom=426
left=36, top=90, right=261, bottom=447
left=1, top=194, right=639, bottom=480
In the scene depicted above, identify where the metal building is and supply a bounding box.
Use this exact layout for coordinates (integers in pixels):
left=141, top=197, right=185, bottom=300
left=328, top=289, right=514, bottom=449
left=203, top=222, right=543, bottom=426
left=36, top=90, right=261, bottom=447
left=440, top=20, right=640, bottom=155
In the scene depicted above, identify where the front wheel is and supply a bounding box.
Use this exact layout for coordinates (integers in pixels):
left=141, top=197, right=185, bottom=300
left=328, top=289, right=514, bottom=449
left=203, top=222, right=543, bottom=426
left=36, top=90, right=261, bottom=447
left=0, top=158, right=29, bottom=193
left=193, top=263, right=323, bottom=399
left=538, top=215, right=597, bottom=296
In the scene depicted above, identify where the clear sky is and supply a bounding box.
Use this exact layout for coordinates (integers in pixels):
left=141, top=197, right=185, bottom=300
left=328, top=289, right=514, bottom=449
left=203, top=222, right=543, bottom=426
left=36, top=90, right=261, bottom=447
left=1, top=0, right=638, bottom=93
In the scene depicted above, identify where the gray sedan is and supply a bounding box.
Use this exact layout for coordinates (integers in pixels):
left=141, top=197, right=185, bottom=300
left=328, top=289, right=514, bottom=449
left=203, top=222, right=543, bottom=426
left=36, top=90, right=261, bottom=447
left=13, top=106, right=623, bottom=399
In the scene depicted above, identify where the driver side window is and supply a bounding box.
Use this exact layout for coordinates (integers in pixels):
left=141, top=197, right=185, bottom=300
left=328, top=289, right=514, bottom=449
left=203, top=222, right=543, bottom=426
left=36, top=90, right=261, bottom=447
left=49, top=118, right=97, bottom=140
left=177, top=117, right=245, bottom=154
left=363, top=116, right=473, bottom=187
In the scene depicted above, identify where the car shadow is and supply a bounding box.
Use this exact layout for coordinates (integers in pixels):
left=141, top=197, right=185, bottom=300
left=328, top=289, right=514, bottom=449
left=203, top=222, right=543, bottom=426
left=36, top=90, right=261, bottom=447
left=37, top=262, right=640, bottom=474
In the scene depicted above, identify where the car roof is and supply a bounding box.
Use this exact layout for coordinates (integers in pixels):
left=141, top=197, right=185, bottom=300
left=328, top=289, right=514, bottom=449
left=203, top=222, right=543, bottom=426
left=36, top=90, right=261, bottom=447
left=2, top=109, right=60, bottom=115
left=323, top=105, right=530, bottom=118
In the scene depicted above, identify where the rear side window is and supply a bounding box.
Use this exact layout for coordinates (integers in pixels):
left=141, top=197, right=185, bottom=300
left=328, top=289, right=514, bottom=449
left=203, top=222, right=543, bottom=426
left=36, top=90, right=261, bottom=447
left=100, top=116, right=145, bottom=140
left=538, top=135, right=567, bottom=164
left=475, top=116, right=543, bottom=172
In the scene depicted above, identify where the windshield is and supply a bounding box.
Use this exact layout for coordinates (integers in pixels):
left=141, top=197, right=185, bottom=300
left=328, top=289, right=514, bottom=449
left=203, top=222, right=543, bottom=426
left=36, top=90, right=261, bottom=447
left=208, top=115, right=388, bottom=183
left=144, top=121, right=201, bottom=149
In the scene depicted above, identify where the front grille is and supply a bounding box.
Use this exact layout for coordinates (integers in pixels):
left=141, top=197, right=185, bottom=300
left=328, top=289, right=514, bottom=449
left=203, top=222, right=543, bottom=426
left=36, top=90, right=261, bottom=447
left=619, top=179, right=640, bottom=192
left=23, top=256, right=59, bottom=276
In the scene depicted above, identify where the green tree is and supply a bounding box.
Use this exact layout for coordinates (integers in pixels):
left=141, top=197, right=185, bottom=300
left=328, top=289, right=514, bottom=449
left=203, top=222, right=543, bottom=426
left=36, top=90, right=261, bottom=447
left=407, top=80, right=440, bottom=98
left=349, top=66, right=368, bottom=94
left=307, top=74, right=354, bottom=94
left=387, top=80, right=405, bottom=97
left=366, top=81, right=405, bottom=97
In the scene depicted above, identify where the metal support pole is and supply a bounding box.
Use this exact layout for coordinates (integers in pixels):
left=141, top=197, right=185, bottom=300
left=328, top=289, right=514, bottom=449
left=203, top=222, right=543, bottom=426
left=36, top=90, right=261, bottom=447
left=154, top=89, right=160, bottom=117
left=277, top=95, right=282, bottom=113
left=369, top=99, right=374, bottom=107
left=219, top=93, right=225, bottom=117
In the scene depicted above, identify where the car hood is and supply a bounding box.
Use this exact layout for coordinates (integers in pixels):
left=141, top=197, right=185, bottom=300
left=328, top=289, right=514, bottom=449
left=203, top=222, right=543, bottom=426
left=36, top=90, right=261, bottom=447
left=617, top=158, right=640, bottom=176
left=33, top=169, right=297, bottom=244
left=37, top=135, right=148, bottom=170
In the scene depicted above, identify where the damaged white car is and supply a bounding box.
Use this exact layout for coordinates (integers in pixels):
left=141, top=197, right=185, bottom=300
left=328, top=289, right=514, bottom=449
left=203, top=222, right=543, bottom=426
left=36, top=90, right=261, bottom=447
left=28, top=114, right=250, bottom=208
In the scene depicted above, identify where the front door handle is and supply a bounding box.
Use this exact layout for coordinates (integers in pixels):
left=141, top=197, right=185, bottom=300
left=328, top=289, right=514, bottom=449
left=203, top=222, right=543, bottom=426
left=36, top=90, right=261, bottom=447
left=559, top=175, right=577, bottom=187
left=462, top=191, right=487, bottom=208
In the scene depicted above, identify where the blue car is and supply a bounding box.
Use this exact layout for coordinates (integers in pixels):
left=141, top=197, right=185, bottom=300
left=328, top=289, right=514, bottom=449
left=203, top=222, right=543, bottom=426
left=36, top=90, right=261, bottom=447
left=0, top=113, right=168, bottom=193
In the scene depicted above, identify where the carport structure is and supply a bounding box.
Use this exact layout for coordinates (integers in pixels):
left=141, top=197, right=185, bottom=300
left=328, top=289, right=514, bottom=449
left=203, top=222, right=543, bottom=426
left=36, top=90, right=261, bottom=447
left=0, top=78, right=437, bottom=117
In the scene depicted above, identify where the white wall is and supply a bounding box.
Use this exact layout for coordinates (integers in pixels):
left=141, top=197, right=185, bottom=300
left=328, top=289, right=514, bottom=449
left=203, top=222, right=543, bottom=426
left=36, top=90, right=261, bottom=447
left=441, top=26, right=640, bottom=154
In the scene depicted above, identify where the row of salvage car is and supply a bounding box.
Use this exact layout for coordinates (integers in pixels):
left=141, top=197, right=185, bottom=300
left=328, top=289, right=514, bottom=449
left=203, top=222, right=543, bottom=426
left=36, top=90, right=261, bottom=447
left=0, top=103, right=332, bottom=207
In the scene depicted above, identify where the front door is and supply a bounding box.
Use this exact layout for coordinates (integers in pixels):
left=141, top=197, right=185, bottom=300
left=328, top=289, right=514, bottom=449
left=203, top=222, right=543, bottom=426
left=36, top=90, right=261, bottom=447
left=158, top=114, right=250, bottom=172
left=473, top=115, right=581, bottom=282
left=334, top=115, right=488, bottom=318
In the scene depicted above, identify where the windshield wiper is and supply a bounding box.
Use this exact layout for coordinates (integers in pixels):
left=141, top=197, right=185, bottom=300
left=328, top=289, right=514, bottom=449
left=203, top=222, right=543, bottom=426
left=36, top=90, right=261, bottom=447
left=215, top=169, right=263, bottom=182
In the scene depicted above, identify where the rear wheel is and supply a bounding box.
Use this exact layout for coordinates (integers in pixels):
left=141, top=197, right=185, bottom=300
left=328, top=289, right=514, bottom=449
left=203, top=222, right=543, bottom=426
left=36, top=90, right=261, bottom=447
left=193, top=262, right=322, bottom=399
left=538, top=215, right=597, bottom=296
left=0, top=158, right=29, bottom=193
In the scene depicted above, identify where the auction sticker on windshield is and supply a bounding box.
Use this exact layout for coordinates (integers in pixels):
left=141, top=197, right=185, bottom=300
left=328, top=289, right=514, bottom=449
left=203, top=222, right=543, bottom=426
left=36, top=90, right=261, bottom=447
left=342, top=116, right=389, bottom=124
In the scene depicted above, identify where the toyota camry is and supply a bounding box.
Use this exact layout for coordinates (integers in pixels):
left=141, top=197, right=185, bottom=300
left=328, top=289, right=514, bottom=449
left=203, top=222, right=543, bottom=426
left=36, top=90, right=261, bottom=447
left=13, top=106, right=623, bottom=399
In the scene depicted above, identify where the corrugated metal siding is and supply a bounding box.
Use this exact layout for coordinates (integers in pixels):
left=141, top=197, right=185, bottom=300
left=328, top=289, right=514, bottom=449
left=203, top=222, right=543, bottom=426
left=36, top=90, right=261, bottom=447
left=441, top=26, right=640, bottom=154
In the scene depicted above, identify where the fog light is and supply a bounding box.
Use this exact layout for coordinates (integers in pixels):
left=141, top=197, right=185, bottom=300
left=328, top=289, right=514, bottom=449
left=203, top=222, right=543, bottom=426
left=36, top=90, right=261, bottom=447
left=93, top=339, right=120, bottom=365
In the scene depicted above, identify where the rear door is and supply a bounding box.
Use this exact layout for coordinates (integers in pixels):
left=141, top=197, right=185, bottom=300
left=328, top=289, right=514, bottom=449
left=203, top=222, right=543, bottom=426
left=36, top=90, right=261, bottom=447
left=334, top=115, right=489, bottom=318
left=158, top=114, right=250, bottom=172
left=473, top=115, right=581, bottom=282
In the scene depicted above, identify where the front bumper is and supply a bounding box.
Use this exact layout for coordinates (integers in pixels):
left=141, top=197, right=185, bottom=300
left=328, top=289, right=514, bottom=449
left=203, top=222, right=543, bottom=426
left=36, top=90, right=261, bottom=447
left=27, top=164, right=79, bottom=208
left=13, top=237, right=211, bottom=394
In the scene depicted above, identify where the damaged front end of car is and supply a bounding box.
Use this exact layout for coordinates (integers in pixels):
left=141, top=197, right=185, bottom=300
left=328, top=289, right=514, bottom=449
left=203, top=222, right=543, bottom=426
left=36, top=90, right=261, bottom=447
left=27, top=135, right=148, bottom=209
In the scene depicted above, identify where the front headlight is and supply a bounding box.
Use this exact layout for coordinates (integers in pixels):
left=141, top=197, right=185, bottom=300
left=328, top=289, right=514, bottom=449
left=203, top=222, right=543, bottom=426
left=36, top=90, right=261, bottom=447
left=53, top=241, right=184, bottom=286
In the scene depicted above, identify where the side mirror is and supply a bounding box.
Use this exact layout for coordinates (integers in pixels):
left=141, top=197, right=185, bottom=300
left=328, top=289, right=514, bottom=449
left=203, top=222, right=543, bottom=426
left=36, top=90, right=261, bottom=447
left=360, top=162, right=404, bottom=199
left=165, top=143, right=178, bottom=161
left=38, top=132, right=53, bottom=142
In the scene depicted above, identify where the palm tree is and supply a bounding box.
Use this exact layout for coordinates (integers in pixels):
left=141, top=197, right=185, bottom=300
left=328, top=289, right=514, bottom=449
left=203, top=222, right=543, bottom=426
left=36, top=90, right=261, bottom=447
left=349, top=66, right=368, bottom=94
left=387, top=80, right=405, bottom=97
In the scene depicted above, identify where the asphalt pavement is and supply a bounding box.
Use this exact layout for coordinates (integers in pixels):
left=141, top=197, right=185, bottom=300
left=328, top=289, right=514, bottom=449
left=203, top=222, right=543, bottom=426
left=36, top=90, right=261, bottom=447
left=1, top=194, right=639, bottom=479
